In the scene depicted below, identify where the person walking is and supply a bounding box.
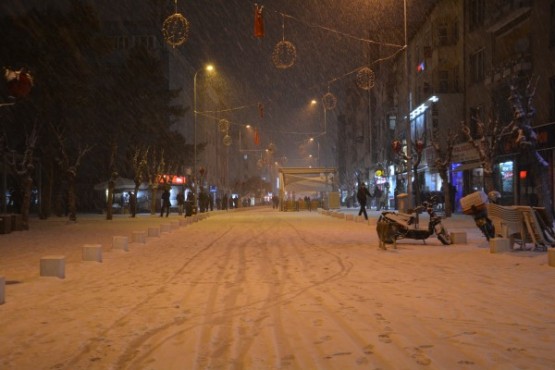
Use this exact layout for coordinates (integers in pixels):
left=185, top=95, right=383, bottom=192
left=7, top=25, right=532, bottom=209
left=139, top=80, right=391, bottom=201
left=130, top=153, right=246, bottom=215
left=176, top=191, right=185, bottom=215
left=357, top=183, right=371, bottom=220
left=160, top=188, right=171, bottom=217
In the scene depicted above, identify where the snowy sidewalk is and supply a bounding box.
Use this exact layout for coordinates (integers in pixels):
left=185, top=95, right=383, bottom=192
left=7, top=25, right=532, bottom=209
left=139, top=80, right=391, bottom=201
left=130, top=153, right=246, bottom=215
left=1, top=208, right=554, bottom=370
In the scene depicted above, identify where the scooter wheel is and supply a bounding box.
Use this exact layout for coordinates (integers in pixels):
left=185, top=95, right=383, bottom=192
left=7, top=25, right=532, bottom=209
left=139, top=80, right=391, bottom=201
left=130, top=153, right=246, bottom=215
left=437, top=231, right=452, bottom=245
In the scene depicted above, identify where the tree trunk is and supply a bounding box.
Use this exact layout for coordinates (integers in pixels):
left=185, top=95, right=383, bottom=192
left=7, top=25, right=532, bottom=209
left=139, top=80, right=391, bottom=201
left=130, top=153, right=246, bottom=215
left=439, top=170, right=452, bottom=217
left=19, top=175, right=33, bottom=230
left=532, top=156, right=554, bottom=225
left=106, top=180, right=114, bottom=220
left=67, top=172, right=77, bottom=222
left=150, top=186, right=158, bottom=215
left=483, top=168, right=495, bottom=193
left=40, top=163, right=54, bottom=219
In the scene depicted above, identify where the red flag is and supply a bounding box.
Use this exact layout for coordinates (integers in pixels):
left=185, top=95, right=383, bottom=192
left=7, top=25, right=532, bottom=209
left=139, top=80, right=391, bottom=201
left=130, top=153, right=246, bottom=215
left=254, top=128, right=260, bottom=146
left=254, top=4, right=264, bottom=38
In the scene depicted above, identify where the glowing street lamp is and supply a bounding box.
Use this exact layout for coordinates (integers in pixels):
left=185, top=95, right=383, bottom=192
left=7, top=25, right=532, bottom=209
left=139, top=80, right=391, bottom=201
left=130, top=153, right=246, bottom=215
left=193, top=64, right=215, bottom=207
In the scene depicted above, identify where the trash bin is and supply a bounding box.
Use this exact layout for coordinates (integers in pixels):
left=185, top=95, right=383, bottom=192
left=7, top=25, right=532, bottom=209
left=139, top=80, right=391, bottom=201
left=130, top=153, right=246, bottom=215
left=397, top=193, right=408, bottom=212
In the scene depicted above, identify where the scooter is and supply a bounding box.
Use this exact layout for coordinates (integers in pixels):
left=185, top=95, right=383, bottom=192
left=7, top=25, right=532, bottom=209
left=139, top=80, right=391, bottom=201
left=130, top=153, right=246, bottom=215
left=462, top=191, right=498, bottom=241
left=376, top=196, right=451, bottom=249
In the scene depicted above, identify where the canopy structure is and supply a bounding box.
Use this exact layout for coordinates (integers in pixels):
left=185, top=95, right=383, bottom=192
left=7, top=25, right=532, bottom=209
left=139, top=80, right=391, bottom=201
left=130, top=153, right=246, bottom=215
left=278, top=167, right=338, bottom=209
left=93, top=177, right=147, bottom=192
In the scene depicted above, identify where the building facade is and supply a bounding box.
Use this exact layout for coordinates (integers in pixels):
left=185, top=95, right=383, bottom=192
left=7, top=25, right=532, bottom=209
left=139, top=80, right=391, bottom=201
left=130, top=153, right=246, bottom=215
left=368, top=0, right=555, bottom=211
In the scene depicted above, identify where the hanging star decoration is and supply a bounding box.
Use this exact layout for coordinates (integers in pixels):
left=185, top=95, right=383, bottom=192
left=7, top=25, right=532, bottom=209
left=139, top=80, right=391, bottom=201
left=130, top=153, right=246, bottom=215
left=272, top=14, right=296, bottom=69
left=162, top=0, right=190, bottom=48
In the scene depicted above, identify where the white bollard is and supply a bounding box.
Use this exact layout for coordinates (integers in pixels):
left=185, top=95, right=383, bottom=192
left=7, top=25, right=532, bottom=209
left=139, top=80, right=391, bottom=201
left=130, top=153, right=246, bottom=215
left=132, top=231, right=146, bottom=244
left=548, top=249, right=555, bottom=267
left=148, top=227, right=160, bottom=237
left=82, top=244, right=103, bottom=262
left=112, top=236, right=129, bottom=251
left=450, top=232, right=467, bottom=244
left=160, top=224, right=172, bottom=233
left=40, top=255, right=65, bottom=278
left=489, top=238, right=511, bottom=253
left=0, top=276, right=5, bottom=305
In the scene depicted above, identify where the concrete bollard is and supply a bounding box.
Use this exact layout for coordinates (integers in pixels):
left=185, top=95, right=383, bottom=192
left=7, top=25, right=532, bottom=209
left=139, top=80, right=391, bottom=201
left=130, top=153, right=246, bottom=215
left=548, top=248, right=555, bottom=267
left=132, top=231, right=147, bottom=244
left=160, top=224, right=172, bottom=233
left=450, top=232, right=467, bottom=244
left=82, top=244, right=103, bottom=262
left=40, top=255, right=65, bottom=278
left=148, top=227, right=160, bottom=237
left=489, top=238, right=511, bottom=253
left=345, top=214, right=354, bottom=221
left=112, top=236, right=129, bottom=251
left=0, top=276, right=4, bottom=304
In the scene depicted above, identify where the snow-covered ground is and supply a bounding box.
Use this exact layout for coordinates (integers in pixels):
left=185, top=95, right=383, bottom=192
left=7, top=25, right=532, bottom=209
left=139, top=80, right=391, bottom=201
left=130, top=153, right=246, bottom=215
left=1, top=208, right=554, bottom=370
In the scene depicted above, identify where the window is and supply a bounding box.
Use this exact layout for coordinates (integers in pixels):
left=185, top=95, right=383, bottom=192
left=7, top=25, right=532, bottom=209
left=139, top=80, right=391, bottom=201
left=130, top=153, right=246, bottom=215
left=470, top=48, right=485, bottom=83
left=453, top=65, right=460, bottom=92
left=439, top=70, right=449, bottom=93
left=469, top=0, right=485, bottom=30
left=438, top=24, right=449, bottom=46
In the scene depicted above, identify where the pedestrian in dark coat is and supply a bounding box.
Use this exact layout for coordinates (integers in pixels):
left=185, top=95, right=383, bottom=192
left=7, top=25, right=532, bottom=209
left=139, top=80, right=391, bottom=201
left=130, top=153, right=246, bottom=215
left=357, top=183, right=371, bottom=220
left=160, top=188, right=170, bottom=217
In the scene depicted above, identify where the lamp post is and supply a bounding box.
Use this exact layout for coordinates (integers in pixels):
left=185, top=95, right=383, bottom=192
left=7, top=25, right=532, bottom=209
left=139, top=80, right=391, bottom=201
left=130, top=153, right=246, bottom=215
left=193, top=64, right=214, bottom=208
left=309, top=137, right=320, bottom=167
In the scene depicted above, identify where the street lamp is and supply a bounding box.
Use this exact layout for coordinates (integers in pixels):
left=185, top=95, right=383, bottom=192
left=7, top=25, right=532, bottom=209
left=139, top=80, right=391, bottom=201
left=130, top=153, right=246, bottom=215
left=309, top=137, right=320, bottom=167
left=193, top=64, right=214, bottom=207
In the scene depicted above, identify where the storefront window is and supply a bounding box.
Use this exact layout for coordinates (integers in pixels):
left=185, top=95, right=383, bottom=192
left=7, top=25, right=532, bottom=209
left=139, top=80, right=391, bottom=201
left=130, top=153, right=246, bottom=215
left=499, top=161, right=514, bottom=194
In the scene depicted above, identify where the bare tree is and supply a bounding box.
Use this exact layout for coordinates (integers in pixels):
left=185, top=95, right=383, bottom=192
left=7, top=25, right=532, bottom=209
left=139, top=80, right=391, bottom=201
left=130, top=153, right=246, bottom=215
left=144, top=148, right=165, bottom=215
left=461, top=113, right=511, bottom=193
left=105, top=142, right=118, bottom=220
left=51, top=125, right=92, bottom=222
left=509, top=78, right=554, bottom=224
left=0, top=123, right=38, bottom=229
left=392, top=137, right=425, bottom=207
left=129, top=146, right=148, bottom=217
left=431, top=130, right=458, bottom=217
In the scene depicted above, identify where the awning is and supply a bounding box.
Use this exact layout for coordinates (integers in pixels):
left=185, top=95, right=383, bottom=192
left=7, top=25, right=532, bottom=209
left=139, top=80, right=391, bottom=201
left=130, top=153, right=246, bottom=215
left=279, top=167, right=337, bottom=194
left=94, top=177, right=147, bottom=192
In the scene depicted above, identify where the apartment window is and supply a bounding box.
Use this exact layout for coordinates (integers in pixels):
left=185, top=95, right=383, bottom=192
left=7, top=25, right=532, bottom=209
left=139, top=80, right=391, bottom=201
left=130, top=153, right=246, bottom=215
left=469, top=0, right=485, bottom=30
left=439, top=70, right=449, bottom=93
left=470, top=48, right=485, bottom=83
left=438, top=24, right=449, bottom=46
left=116, top=36, right=130, bottom=50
